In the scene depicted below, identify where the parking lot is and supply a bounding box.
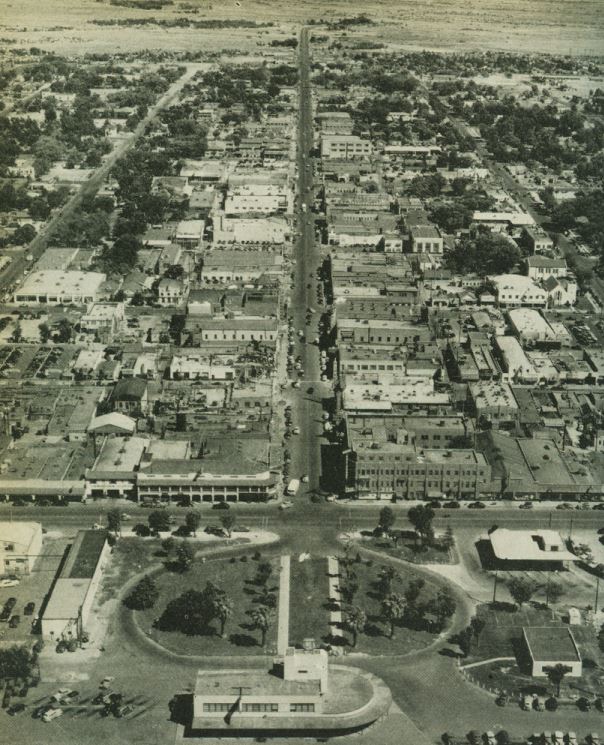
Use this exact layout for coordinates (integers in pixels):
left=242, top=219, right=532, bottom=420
left=0, top=535, right=68, bottom=644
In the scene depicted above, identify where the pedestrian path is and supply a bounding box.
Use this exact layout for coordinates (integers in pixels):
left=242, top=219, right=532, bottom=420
left=277, top=554, right=291, bottom=655
left=327, top=555, right=343, bottom=627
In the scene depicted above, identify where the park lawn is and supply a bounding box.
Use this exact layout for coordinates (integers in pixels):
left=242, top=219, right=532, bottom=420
left=362, top=530, right=457, bottom=565
left=97, top=537, right=161, bottom=605
left=289, top=557, right=330, bottom=647
left=136, top=554, right=280, bottom=656
left=348, top=559, right=442, bottom=656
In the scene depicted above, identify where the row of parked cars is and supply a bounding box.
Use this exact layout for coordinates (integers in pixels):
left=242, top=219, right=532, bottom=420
left=25, top=680, right=135, bottom=723
left=0, top=597, right=35, bottom=627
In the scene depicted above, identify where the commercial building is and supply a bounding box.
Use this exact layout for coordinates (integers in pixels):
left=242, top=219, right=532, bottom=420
left=321, top=135, right=372, bottom=160
left=490, top=275, right=547, bottom=308
left=408, top=224, right=443, bottom=254
left=488, top=528, right=577, bottom=570
left=14, top=270, right=106, bottom=305
left=522, top=627, right=582, bottom=678
left=470, top=381, right=519, bottom=425
left=508, top=308, right=561, bottom=345
left=0, top=522, right=42, bottom=576
left=344, top=433, right=490, bottom=500
left=80, top=302, right=125, bottom=333
left=527, top=256, right=568, bottom=281
left=41, top=530, right=110, bottom=641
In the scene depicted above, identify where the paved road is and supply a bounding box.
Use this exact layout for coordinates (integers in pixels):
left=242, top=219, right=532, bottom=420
left=287, top=27, right=324, bottom=496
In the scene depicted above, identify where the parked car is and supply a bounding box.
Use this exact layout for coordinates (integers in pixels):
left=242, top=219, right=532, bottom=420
left=42, top=708, right=63, bottom=722
left=522, top=694, right=532, bottom=710
left=468, top=501, right=486, bottom=509
left=212, top=502, right=230, bottom=510
left=8, top=615, right=20, bottom=628
left=486, top=732, right=496, bottom=745
left=4, top=598, right=16, bottom=613
left=115, top=704, right=134, bottom=718
left=0, top=578, right=19, bottom=588
left=533, top=696, right=545, bottom=711
left=519, top=501, right=534, bottom=509
left=568, top=733, right=578, bottom=745
left=446, top=501, right=461, bottom=509
left=7, top=702, right=25, bottom=715
left=24, top=602, right=35, bottom=616
left=553, top=732, right=564, bottom=745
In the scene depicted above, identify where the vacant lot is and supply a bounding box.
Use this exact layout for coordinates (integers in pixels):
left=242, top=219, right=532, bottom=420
left=136, top=554, right=279, bottom=656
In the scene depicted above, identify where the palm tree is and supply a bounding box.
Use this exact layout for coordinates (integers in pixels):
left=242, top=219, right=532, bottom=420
left=214, top=596, right=234, bottom=638
left=543, top=663, right=572, bottom=697
left=345, top=606, right=367, bottom=648
left=381, top=593, right=406, bottom=639
left=250, top=607, right=273, bottom=647
left=377, top=565, right=399, bottom=598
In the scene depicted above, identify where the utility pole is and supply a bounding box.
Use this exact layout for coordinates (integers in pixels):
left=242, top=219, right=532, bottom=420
left=492, top=571, right=498, bottom=605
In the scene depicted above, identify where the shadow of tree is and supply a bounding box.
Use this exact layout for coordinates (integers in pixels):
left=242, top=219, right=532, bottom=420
left=229, top=633, right=258, bottom=647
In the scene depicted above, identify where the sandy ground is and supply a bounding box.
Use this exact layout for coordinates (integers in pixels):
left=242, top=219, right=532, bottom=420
left=0, top=0, right=602, bottom=56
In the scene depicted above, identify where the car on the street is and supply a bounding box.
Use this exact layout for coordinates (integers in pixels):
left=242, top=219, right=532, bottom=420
left=212, top=502, right=230, bottom=510
left=446, top=501, right=461, bottom=508
left=0, top=578, right=19, bottom=588
left=115, top=704, right=134, bottom=718
left=519, top=501, right=534, bottom=509
left=556, top=503, right=573, bottom=510
left=292, top=427, right=300, bottom=435
left=468, top=501, right=486, bottom=509
left=279, top=501, right=294, bottom=511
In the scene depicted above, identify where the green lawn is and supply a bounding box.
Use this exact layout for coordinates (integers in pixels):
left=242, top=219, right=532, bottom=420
left=341, top=558, right=443, bottom=656
left=289, top=557, right=330, bottom=647
left=362, top=531, right=457, bottom=565
left=136, top=554, right=280, bottom=656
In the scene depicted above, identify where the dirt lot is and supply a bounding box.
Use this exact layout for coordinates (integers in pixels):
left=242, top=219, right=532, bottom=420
left=1, top=0, right=602, bottom=56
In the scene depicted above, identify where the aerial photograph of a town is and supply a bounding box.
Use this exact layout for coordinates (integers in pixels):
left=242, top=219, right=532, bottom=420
left=0, top=0, right=603, bottom=743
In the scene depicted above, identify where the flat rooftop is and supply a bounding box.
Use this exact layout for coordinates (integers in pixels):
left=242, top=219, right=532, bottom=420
left=194, top=669, right=320, bottom=698
left=524, top=626, right=580, bottom=662
left=490, top=528, right=576, bottom=563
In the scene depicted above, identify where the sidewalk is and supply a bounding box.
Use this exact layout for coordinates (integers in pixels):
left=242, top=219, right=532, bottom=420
left=277, top=554, right=291, bottom=655
left=327, top=555, right=342, bottom=628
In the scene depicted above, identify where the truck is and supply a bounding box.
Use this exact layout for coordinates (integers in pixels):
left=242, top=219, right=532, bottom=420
left=286, top=479, right=300, bottom=496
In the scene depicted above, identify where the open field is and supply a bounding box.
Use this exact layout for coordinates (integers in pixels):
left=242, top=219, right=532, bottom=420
left=1, top=0, right=602, bottom=56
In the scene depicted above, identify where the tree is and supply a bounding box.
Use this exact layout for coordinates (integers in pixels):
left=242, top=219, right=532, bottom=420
left=404, top=578, right=425, bottom=608
left=148, top=510, right=171, bottom=533
left=175, top=541, right=195, bottom=573
left=440, top=525, right=455, bottom=552
left=55, top=318, right=73, bottom=343
left=507, top=577, right=535, bottom=608
left=378, top=506, right=396, bottom=534
left=407, top=505, right=435, bottom=547
left=429, top=588, right=456, bottom=631
left=381, top=593, right=406, bottom=639
left=104, top=233, right=141, bottom=270
left=250, top=606, right=273, bottom=647
left=162, top=537, right=175, bottom=556
left=38, top=322, right=51, bottom=343
left=470, top=616, right=485, bottom=639
left=256, top=561, right=273, bottom=586
left=340, top=572, right=359, bottom=604
left=546, top=581, right=565, bottom=606
left=377, top=565, right=399, bottom=599
left=445, top=231, right=521, bottom=276
left=220, top=513, right=236, bottom=538
left=0, top=646, right=34, bottom=682
left=107, top=507, right=122, bottom=536
left=185, top=511, right=201, bottom=536
left=124, top=575, right=159, bottom=610
left=11, top=224, right=36, bottom=245
left=543, top=663, right=572, bottom=697
left=214, top=595, right=234, bottom=638
left=345, top=606, right=367, bottom=648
